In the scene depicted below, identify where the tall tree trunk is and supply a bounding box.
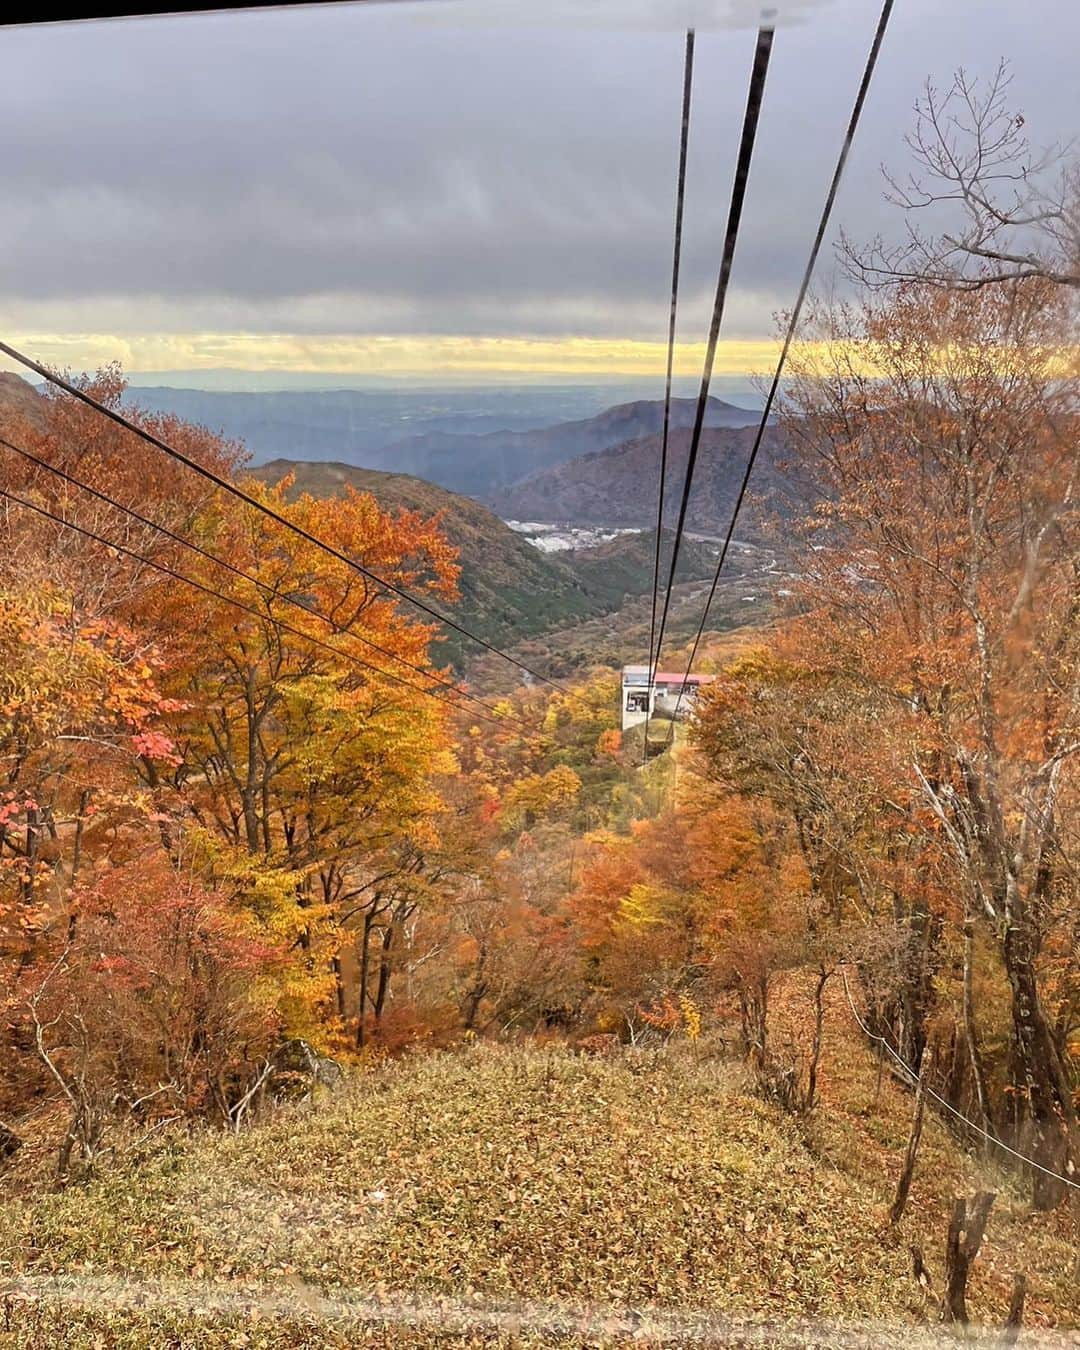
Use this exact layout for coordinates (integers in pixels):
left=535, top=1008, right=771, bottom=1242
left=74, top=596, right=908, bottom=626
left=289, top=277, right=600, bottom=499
left=22, top=805, right=39, bottom=905
left=1051, top=909, right=1080, bottom=1056
left=331, top=953, right=346, bottom=1021
left=889, top=1050, right=930, bottom=1229
left=738, top=975, right=769, bottom=1071
left=896, top=895, right=939, bottom=1070
left=803, top=967, right=829, bottom=1112
left=462, top=938, right=489, bottom=1033
left=1001, top=917, right=1076, bottom=1209
left=355, top=911, right=374, bottom=1050
left=373, top=921, right=395, bottom=1027
left=241, top=667, right=261, bottom=854
left=940, top=1191, right=995, bottom=1325
left=961, top=918, right=995, bottom=1138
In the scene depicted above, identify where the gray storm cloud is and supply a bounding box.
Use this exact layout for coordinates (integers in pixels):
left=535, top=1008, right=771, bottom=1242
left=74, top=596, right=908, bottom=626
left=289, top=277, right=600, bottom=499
left=0, top=0, right=1076, bottom=342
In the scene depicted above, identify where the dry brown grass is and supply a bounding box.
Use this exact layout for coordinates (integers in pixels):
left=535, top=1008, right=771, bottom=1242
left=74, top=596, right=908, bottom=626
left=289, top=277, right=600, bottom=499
left=0, top=1025, right=1076, bottom=1347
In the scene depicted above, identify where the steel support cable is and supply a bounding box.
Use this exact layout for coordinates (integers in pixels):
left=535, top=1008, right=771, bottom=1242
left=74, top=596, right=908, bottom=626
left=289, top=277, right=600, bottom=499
left=0, top=340, right=582, bottom=703
left=1, top=0, right=448, bottom=28
left=645, top=28, right=696, bottom=712
left=642, top=25, right=774, bottom=758
left=0, top=432, right=525, bottom=730
left=0, top=485, right=515, bottom=729
left=841, top=971, right=1079, bottom=1192
left=661, top=0, right=896, bottom=747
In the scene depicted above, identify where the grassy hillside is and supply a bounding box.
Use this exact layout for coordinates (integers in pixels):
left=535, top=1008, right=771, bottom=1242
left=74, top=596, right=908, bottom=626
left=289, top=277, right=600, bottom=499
left=2, top=998, right=1076, bottom=1347
left=0, top=372, right=46, bottom=431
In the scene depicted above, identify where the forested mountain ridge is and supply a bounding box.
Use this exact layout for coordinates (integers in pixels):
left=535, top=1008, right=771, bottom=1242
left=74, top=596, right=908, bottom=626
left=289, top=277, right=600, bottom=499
left=488, top=421, right=791, bottom=532
left=249, top=458, right=601, bottom=661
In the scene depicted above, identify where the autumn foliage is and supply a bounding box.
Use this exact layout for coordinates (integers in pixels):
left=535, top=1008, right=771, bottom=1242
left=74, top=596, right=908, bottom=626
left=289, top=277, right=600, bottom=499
left=0, top=369, right=468, bottom=1151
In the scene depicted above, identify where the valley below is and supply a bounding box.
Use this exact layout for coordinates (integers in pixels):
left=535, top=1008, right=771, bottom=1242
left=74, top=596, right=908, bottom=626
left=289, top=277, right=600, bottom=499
left=249, top=451, right=786, bottom=679
left=2, top=371, right=788, bottom=678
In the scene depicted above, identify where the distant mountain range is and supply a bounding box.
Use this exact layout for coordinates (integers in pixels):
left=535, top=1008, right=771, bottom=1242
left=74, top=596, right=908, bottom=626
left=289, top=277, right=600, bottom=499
left=1, top=368, right=794, bottom=536
left=376, top=397, right=765, bottom=495
left=123, top=385, right=562, bottom=466
left=119, top=385, right=765, bottom=498
left=7, top=375, right=780, bottom=533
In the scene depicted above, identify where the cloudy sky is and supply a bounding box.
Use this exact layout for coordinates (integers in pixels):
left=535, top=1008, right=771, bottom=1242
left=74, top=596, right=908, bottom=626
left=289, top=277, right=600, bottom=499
left=0, top=0, right=1075, bottom=383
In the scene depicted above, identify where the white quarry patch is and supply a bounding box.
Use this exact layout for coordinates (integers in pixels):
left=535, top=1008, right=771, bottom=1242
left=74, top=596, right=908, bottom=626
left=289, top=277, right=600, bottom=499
left=505, top=521, right=644, bottom=553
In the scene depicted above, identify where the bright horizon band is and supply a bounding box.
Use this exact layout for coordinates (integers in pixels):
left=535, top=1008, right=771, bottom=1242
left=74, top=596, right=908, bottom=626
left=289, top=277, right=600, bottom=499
left=0, top=333, right=802, bottom=379
left=4, top=332, right=1073, bottom=382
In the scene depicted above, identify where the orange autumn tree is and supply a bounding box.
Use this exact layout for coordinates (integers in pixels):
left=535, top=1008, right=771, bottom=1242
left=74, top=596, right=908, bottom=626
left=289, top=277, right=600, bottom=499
left=139, top=474, right=461, bottom=1045
left=0, top=366, right=238, bottom=948
left=0, top=364, right=252, bottom=954
left=692, top=648, right=935, bottom=1054
left=16, top=855, right=285, bottom=1176
left=413, top=704, right=587, bottom=1040
left=566, top=773, right=810, bottom=1044
left=0, top=583, right=181, bottom=997
left=710, top=275, right=1079, bottom=1206
left=2, top=365, right=244, bottom=587
left=383, top=671, right=631, bottom=1041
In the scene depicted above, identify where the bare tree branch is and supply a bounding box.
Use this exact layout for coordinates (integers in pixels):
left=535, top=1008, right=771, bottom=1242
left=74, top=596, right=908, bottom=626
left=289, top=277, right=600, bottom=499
left=842, top=62, right=1079, bottom=291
